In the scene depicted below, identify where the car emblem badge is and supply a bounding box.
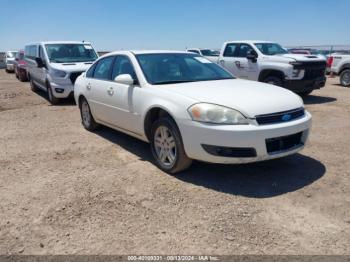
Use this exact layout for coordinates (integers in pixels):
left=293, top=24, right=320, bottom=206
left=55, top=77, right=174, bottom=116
left=282, top=114, right=292, bottom=121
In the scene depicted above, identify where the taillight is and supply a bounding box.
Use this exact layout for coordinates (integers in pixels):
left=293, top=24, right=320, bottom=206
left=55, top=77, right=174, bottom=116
left=19, top=60, right=26, bottom=65
left=327, top=56, right=333, bottom=67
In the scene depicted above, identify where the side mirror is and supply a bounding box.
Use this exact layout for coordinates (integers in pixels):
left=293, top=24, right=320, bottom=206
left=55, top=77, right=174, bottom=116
left=114, top=74, right=134, bottom=85
left=246, top=50, right=258, bottom=63
left=35, top=57, right=45, bottom=68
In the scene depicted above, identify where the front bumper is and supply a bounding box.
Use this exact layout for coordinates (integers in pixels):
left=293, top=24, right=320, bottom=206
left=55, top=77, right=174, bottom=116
left=179, top=112, right=312, bottom=164
left=284, top=76, right=326, bottom=93
left=48, top=79, right=74, bottom=98
left=6, top=64, right=14, bottom=71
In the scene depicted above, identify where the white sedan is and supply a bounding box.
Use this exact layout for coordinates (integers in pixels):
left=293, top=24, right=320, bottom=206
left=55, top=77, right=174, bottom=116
left=74, top=51, right=312, bottom=173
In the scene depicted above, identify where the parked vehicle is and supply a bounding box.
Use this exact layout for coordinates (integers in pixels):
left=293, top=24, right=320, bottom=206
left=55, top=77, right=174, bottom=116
left=216, top=41, right=327, bottom=96
left=13, top=50, right=28, bottom=82
left=330, top=53, right=350, bottom=87
left=74, top=51, right=311, bottom=173
left=25, top=41, right=98, bottom=104
left=5, top=51, right=18, bottom=73
left=187, top=48, right=220, bottom=62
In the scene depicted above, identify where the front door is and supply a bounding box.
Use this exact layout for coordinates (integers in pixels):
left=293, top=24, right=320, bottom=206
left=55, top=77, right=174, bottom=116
left=107, top=55, right=141, bottom=134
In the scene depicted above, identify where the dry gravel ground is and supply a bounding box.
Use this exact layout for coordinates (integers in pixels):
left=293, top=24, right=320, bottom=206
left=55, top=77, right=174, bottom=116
left=0, top=69, right=349, bottom=255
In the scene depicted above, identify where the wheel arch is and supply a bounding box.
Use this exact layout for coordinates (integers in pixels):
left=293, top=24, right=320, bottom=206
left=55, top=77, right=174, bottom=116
left=339, top=63, right=350, bottom=74
left=258, top=69, right=285, bottom=82
left=143, top=106, right=178, bottom=142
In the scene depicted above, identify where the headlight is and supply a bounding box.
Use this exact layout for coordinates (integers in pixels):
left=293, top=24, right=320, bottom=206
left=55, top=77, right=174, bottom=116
left=292, top=69, right=304, bottom=77
left=51, top=69, right=67, bottom=78
left=188, top=103, right=248, bottom=125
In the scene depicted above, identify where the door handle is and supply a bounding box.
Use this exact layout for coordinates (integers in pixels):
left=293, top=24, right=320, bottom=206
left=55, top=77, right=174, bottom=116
left=107, top=87, right=114, bottom=96
left=86, top=83, right=91, bottom=90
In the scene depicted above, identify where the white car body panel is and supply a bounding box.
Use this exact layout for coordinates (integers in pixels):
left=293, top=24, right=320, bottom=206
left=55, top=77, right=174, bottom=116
left=217, top=40, right=327, bottom=92
left=25, top=41, right=98, bottom=98
left=75, top=50, right=312, bottom=164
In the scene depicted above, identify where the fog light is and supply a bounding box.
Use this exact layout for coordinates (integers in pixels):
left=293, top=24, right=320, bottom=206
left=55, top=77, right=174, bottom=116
left=55, top=88, right=64, bottom=93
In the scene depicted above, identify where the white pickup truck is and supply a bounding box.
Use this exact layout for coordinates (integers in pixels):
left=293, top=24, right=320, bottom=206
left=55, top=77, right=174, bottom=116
left=330, top=53, right=350, bottom=87
left=216, top=41, right=327, bottom=96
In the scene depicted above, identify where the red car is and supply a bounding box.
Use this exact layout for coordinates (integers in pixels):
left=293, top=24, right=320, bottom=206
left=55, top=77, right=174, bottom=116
left=13, top=50, right=28, bottom=82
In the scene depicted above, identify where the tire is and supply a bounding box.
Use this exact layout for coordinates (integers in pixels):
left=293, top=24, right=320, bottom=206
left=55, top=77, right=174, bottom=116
left=29, top=77, right=39, bottom=92
left=263, top=76, right=283, bottom=87
left=298, top=90, right=313, bottom=97
left=79, top=97, right=99, bottom=131
left=47, top=82, right=60, bottom=105
left=18, top=72, right=27, bottom=82
left=150, top=117, right=192, bottom=174
left=340, top=69, right=350, bottom=87
left=5, top=69, right=9, bottom=73
left=15, top=69, right=19, bottom=79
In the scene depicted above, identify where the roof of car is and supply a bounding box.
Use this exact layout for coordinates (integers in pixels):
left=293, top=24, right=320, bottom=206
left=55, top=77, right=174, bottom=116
left=25, top=41, right=91, bottom=45
left=225, top=40, right=275, bottom=44
left=106, top=50, right=191, bottom=56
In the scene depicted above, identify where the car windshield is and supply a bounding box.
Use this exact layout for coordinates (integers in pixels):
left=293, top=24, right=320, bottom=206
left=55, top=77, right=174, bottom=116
left=45, top=44, right=98, bottom=63
left=254, top=43, right=288, bottom=55
left=200, top=49, right=220, bottom=56
left=7, top=52, right=17, bottom=58
left=136, top=53, right=234, bottom=85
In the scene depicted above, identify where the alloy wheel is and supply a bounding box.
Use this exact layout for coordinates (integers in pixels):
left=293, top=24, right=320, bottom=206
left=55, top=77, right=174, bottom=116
left=154, top=126, right=177, bottom=166
left=81, top=100, right=91, bottom=127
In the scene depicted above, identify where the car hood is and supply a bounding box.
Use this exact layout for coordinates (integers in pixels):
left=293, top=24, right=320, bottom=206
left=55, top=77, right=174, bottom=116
left=277, top=53, right=326, bottom=62
left=158, top=79, right=303, bottom=118
left=50, top=62, right=94, bottom=73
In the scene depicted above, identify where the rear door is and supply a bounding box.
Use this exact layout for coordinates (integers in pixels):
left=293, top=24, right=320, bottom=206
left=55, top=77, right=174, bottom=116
left=87, top=56, right=116, bottom=124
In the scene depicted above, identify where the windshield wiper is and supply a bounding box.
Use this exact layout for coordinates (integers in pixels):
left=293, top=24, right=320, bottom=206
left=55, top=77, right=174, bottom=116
left=153, top=80, right=195, bottom=85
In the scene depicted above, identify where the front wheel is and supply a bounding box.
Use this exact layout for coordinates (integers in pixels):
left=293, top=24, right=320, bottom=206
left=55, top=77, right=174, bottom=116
left=298, top=90, right=313, bottom=97
left=150, top=117, right=192, bottom=174
left=340, top=69, right=350, bottom=87
left=263, top=76, right=283, bottom=87
left=47, top=82, right=60, bottom=105
left=29, top=77, right=39, bottom=92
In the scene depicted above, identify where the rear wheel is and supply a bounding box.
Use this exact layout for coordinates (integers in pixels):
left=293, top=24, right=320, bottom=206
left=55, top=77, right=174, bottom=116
left=340, top=69, right=350, bottom=87
left=263, top=76, right=283, bottom=87
left=150, top=117, right=192, bottom=174
left=47, top=82, right=60, bottom=105
left=29, top=77, right=39, bottom=92
left=80, top=97, right=99, bottom=131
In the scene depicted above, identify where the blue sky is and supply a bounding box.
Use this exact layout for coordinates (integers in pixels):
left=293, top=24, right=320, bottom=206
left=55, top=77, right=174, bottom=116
left=1, top=0, right=349, bottom=51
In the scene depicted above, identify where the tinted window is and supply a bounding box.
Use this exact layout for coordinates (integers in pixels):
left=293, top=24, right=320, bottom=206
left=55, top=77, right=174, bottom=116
left=136, top=53, right=234, bottom=85
left=45, top=44, right=98, bottom=63
left=86, top=63, right=97, bottom=78
left=254, top=43, right=288, bottom=55
left=111, top=56, right=137, bottom=80
left=200, top=49, right=219, bottom=56
left=92, top=56, right=114, bottom=80
left=236, top=44, right=255, bottom=58
left=25, top=45, right=37, bottom=59
left=223, top=44, right=238, bottom=57
left=188, top=50, right=200, bottom=54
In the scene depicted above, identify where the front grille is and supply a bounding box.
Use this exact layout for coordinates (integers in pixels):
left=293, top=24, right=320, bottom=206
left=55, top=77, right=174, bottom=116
left=293, top=61, right=326, bottom=80
left=304, top=68, right=325, bottom=80
left=266, top=132, right=303, bottom=154
left=70, top=72, right=84, bottom=84
left=255, top=108, right=305, bottom=125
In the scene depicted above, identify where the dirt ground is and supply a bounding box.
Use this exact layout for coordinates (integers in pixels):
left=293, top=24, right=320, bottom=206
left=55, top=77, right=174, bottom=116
left=0, top=69, right=349, bottom=255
